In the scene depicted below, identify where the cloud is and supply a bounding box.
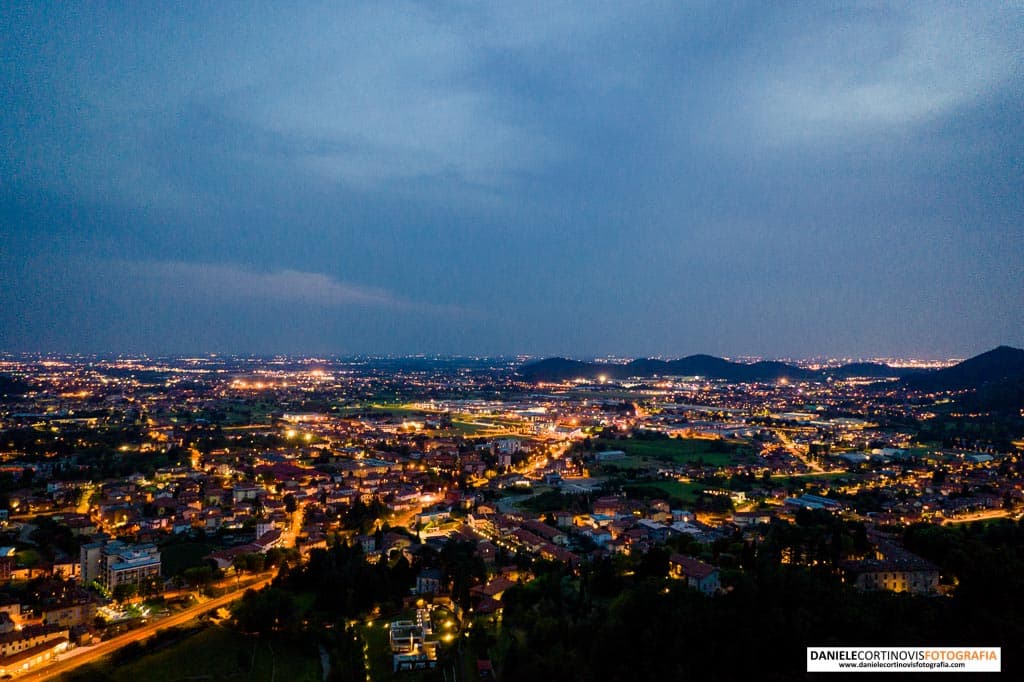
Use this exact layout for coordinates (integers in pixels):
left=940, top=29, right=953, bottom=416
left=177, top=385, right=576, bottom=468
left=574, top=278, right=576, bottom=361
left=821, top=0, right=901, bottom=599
left=741, top=5, right=1022, bottom=142
left=1, top=3, right=1021, bottom=357
left=116, top=261, right=459, bottom=313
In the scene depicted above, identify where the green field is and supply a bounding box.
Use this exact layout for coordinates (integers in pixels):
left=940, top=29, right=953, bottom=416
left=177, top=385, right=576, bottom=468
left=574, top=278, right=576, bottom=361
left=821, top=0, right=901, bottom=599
left=598, top=437, right=746, bottom=468
left=451, top=420, right=495, bottom=435
left=62, top=625, right=321, bottom=682
left=333, top=404, right=432, bottom=418
left=771, top=472, right=850, bottom=483
left=624, top=480, right=704, bottom=504
left=594, top=455, right=653, bottom=470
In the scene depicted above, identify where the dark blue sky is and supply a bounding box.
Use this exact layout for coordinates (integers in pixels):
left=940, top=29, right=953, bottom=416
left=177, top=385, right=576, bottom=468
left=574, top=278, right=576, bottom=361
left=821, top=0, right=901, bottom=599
left=2, top=2, right=1022, bottom=358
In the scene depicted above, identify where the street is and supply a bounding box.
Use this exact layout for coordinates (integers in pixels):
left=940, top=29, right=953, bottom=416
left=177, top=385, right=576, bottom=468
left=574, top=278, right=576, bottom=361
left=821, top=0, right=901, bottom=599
left=22, top=573, right=275, bottom=681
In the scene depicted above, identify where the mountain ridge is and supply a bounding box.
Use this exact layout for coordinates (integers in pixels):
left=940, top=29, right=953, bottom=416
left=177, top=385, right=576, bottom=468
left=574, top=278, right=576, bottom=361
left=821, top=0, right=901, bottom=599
left=517, top=347, right=1024, bottom=385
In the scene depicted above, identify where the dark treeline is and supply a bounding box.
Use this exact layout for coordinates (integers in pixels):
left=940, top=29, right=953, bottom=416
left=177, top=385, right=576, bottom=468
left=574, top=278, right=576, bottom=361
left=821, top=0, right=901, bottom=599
left=497, top=519, right=1024, bottom=681
left=281, top=541, right=415, bottom=617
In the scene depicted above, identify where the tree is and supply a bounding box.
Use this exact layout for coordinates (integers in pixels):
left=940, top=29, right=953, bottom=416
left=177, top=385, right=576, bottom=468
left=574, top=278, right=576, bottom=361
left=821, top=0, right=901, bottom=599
left=184, top=565, right=214, bottom=588
left=113, top=583, right=138, bottom=601
left=232, top=587, right=298, bottom=635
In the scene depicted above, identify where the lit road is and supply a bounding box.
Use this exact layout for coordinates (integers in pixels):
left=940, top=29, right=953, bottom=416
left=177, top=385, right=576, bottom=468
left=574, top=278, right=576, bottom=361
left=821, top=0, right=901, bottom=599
left=941, top=509, right=1010, bottom=526
left=281, top=503, right=306, bottom=548
left=770, top=471, right=843, bottom=479
left=776, top=430, right=824, bottom=473
left=24, top=574, right=275, bottom=681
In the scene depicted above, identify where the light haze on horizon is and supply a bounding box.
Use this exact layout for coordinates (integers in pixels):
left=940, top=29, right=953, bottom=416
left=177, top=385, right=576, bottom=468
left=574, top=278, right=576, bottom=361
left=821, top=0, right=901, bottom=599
left=2, top=2, right=1022, bottom=359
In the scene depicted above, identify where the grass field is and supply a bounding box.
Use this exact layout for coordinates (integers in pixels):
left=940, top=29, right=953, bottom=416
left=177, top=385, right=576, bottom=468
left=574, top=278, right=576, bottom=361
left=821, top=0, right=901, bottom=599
left=334, top=404, right=432, bottom=418
left=595, top=455, right=653, bottom=470
left=62, top=625, right=322, bottom=682
left=771, top=472, right=850, bottom=482
left=451, top=420, right=496, bottom=435
left=599, top=438, right=745, bottom=468
left=624, top=480, right=704, bottom=504
left=359, top=620, right=395, bottom=681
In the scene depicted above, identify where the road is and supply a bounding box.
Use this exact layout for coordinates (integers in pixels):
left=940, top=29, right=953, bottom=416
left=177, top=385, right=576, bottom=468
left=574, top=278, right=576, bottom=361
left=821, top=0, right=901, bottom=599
left=24, top=574, right=275, bottom=681
left=941, top=509, right=1010, bottom=526
left=280, top=503, right=305, bottom=548
left=770, top=471, right=842, bottom=479
left=776, top=430, right=824, bottom=473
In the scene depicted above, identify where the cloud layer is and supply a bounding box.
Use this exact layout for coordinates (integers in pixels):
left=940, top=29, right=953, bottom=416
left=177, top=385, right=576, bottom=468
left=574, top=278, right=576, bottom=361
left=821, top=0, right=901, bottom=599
left=119, top=262, right=405, bottom=308
left=1, top=2, right=1021, bottom=357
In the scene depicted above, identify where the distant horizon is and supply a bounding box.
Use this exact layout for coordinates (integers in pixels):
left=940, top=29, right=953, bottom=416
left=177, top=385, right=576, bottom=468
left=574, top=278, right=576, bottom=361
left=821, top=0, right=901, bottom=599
left=5, top=344, right=1021, bottom=364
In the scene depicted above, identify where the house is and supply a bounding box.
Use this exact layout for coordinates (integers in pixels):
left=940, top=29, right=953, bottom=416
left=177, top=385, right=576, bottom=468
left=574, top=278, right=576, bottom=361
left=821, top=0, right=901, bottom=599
left=298, top=533, right=328, bottom=557
left=0, top=548, right=15, bottom=581
left=354, top=534, right=377, bottom=554
left=671, top=509, right=694, bottom=523
left=253, top=529, right=283, bottom=552
left=474, top=541, right=497, bottom=565
left=637, top=519, right=670, bottom=543
left=784, top=494, right=843, bottom=512
left=42, top=598, right=96, bottom=628
left=839, top=557, right=940, bottom=595
left=0, top=624, right=70, bottom=676
left=469, top=575, right=515, bottom=602
left=732, top=511, right=773, bottom=527
left=593, top=496, right=625, bottom=516
left=416, top=568, right=443, bottom=595
left=668, top=554, right=721, bottom=595
left=583, top=527, right=612, bottom=547
left=522, top=519, right=568, bottom=545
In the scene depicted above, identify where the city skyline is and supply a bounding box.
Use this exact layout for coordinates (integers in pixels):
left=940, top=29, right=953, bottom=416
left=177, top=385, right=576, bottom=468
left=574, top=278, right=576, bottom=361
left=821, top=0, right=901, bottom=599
left=3, top=3, right=1023, bottom=358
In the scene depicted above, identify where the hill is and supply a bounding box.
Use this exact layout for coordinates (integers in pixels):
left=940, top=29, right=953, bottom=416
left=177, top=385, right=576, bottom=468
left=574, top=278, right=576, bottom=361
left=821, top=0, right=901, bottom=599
left=517, top=358, right=607, bottom=382
left=518, top=348, right=1023, bottom=386
left=518, top=355, right=817, bottom=383
left=822, top=362, right=907, bottom=379
left=901, top=346, right=1024, bottom=391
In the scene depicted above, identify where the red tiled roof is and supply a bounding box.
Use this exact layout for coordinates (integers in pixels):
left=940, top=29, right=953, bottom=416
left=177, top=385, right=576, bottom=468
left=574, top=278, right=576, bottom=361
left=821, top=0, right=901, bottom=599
left=669, top=553, right=717, bottom=579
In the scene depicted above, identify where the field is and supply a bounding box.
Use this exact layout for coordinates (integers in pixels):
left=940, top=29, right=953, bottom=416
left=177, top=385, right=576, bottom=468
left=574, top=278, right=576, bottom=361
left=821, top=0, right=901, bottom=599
left=770, top=472, right=850, bottom=483
left=332, top=403, right=435, bottom=418
left=594, top=455, right=653, bottom=470
left=623, top=480, right=705, bottom=504
left=597, top=437, right=747, bottom=468
left=61, top=625, right=322, bottom=682
left=450, top=420, right=496, bottom=435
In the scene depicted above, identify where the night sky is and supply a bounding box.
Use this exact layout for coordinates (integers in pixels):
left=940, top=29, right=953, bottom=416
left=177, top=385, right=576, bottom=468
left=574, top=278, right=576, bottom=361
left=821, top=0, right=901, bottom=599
left=2, top=2, right=1022, bottom=358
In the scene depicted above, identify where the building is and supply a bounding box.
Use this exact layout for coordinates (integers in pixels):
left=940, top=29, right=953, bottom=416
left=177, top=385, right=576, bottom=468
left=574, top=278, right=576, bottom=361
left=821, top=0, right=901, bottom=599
left=0, top=548, right=15, bottom=581
left=80, top=540, right=161, bottom=593
left=416, top=568, right=443, bottom=595
left=668, top=554, right=721, bottom=595
left=784, top=494, right=843, bottom=512
left=840, top=557, right=940, bottom=595
left=0, top=624, right=69, bottom=677
left=102, top=541, right=161, bottom=593
left=389, top=618, right=438, bottom=672
left=79, top=542, right=105, bottom=585
left=43, top=598, right=97, bottom=628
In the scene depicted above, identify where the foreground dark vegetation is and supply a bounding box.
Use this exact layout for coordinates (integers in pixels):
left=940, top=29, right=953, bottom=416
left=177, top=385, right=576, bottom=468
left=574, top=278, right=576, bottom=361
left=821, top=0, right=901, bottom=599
left=56, top=516, right=1024, bottom=682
